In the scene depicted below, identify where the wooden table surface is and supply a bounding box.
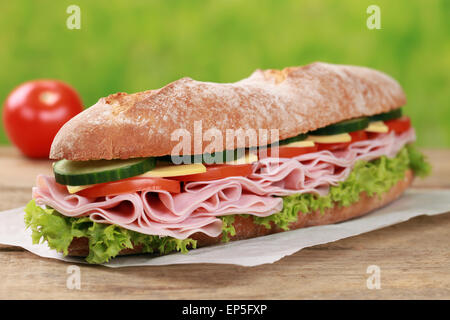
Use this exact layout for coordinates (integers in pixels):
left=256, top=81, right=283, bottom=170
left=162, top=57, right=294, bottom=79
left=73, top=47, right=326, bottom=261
left=0, top=146, right=449, bottom=299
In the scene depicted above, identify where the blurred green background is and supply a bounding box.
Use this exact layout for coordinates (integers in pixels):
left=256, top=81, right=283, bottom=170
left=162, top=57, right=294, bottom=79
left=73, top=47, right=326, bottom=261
left=1, top=0, right=449, bottom=147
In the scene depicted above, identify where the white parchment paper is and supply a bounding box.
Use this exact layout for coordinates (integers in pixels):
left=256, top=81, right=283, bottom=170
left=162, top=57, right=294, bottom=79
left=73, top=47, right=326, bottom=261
left=1, top=188, right=449, bottom=267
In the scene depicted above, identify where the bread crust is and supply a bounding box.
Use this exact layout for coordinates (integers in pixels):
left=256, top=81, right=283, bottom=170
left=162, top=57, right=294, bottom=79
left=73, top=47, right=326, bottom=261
left=50, top=62, right=406, bottom=160
left=67, top=169, right=413, bottom=258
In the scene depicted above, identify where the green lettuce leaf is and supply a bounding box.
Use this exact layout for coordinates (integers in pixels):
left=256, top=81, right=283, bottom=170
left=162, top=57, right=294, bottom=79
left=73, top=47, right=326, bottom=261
left=406, top=144, right=431, bottom=178
left=24, top=200, right=197, bottom=264
left=219, top=215, right=236, bottom=242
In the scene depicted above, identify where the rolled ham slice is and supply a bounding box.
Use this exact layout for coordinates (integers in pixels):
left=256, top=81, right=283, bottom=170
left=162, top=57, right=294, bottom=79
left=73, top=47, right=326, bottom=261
left=33, top=176, right=283, bottom=239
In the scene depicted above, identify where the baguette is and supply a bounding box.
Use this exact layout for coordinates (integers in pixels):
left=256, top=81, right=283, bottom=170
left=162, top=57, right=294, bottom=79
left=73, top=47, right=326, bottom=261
left=50, top=62, right=406, bottom=161
left=67, top=169, right=413, bottom=257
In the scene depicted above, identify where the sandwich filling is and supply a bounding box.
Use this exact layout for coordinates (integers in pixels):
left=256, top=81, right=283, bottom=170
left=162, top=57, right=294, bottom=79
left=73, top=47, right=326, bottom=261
left=25, top=115, right=431, bottom=264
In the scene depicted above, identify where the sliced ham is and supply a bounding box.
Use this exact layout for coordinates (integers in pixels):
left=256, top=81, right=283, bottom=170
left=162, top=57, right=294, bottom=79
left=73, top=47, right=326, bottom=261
left=248, top=128, right=416, bottom=195
left=185, top=129, right=415, bottom=197
left=33, top=175, right=283, bottom=239
left=33, top=128, right=415, bottom=239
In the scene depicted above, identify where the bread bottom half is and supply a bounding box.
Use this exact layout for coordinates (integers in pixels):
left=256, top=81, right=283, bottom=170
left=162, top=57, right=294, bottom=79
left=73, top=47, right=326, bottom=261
left=67, top=169, right=414, bottom=257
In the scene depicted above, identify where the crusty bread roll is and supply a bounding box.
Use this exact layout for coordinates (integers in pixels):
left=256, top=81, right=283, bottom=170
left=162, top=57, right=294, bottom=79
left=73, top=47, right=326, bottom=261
left=50, top=62, right=406, bottom=160
left=67, top=169, right=413, bottom=258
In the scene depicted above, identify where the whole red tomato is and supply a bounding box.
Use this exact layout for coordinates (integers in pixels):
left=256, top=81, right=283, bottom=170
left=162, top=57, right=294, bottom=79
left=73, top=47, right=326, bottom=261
left=3, top=80, right=83, bottom=158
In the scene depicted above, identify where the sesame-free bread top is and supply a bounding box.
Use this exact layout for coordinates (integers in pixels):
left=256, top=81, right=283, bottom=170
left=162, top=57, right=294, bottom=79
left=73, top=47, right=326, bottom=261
left=50, top=62, right=406, bottom=160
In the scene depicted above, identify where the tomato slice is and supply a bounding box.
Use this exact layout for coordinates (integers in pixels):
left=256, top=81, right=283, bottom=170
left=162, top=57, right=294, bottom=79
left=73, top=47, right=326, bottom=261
left=317, top=130, right=368, bottom=151
left=172, top=164, right=253, bottom=182
left=366, top=131, right=383, bottom=139
left=385, top=116, right=411, bottom=134
left=259, top=145, right=318, bottom=159
left=77, top=177, right=181, bottom=197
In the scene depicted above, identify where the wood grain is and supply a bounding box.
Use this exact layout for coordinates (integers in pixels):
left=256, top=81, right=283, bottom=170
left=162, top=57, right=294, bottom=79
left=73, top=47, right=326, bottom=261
left=0, top=146, right=449, bottom=299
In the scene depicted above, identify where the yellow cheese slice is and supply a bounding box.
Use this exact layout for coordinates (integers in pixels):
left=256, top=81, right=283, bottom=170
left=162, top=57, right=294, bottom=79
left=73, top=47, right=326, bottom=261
left=365, top=121, right=389, bottom=133
left=67, top=184, right=92, bottom=194
left=282, top=140, right=315, bottom=148
left=139, top=162, right=206, bottom=178
left=306, top=133, right=351, bottom=144
left=226, top=152, right=258, bottom=165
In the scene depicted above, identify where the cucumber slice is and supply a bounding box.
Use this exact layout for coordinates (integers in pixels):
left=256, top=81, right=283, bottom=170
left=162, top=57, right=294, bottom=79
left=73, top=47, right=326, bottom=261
left=53, top=157, right=156, bottom=186
left=369, top=108, right=402, bottom=122
left=202, top=149, right=246, bottom=164
left=161, top=149, right=245, bottom=165
left=311, top=117, right=369, bottom=136
left=162, top=134, right=307, bottom=165
left=278, top=133, right=307, bottom=146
